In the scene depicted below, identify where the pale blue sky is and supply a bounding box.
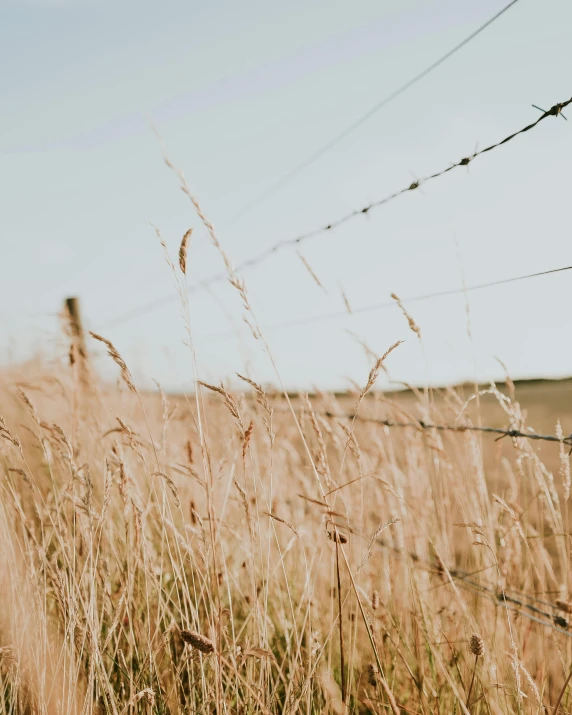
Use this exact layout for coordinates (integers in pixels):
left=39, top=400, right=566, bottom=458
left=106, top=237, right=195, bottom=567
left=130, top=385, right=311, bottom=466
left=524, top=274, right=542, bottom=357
left=2, top=0, right=572, bottom=390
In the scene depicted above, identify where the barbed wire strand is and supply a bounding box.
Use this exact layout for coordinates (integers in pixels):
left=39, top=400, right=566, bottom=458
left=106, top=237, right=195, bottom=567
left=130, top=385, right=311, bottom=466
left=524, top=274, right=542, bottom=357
left=227, top=0, right=522, bottom=225
left=231, top=0, right=518, bottom=222
left=374, top=536, right=572, bottom=637
left=320, top=410, right=572, bottom=447
left=279, top=400, right=572, bottom=612
left=338, top=409, right=572, bottom=629
left=103, top=95, right=572, bottom=330
left=263, top=396, right=572, bottom=631
left=201, top=263, right=572, bottom=342
left=288, top=399, right=572, bottom=620
left=227, top=97, right=572, bottom=273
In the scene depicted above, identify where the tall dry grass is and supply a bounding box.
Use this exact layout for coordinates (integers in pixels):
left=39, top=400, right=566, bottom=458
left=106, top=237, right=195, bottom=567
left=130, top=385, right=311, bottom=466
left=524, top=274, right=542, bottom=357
left=1, top=169, right=572, bottom=714
left=0, top=351, right=571, bottom=713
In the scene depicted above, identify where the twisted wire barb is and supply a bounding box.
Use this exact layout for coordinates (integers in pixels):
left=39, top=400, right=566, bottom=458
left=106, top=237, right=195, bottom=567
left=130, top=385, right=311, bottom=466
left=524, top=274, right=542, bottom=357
left=103, top=95, right=572, bottom=329
left=322, top=410, right=572, bottom=447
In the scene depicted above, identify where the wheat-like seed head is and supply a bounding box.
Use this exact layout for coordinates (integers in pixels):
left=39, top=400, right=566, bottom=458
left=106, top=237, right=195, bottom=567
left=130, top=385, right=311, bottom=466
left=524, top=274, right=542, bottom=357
left=327, top=529, right=348, bottom=544
left=179, top=228, right=193, bottom=275
left=470, top=633, right=485, bottom=657
left=89, top=332, right=136, bottom=393
left=0, top=416, right=21, bottom=450
left=236, top=373, right=272, bottom=415
left=180, top=630, right=215, bottom=654
left=391, top=293, right=421, bottom=338
left=358, top=340, right=403, bottom=403
left=371, top=590, right=379, bottom=611
left=242, top=420, right=254, bottom=461
left=125, top=688, right=155, bottom=708
left=367, top=663, right=379, bottom=687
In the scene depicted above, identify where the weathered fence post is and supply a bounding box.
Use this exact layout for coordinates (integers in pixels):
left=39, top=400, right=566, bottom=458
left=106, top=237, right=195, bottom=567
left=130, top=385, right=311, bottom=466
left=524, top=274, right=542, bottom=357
left=64, top=296, right=88, bottom=381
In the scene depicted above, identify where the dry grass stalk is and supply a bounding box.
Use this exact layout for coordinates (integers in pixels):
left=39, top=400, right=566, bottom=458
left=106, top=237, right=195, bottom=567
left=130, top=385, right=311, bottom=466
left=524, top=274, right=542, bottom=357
left=391, top=293, right=421, bottom=338
left=90, top=332, right=136, bottom=393
left=556, top=420, right=571, bottom=500
left=199, top=381, right=245, bottom=433
left=358, top=340, right=403, bottom=405
left=360, top=517, right=399, bottom=567
left=297, top=251, right=326, bottom=291
left=179, top=228, right=193, bottom=275
left=236, top=373, right=272, bottom=417
left=262, top=510, right=299, bottom=537
left=467, top=634, right=484, bottom=707
left=235, top=478, right=254, bottom=541
left=334, top=537, right=347, bottom=704
left=340, top=285, right=352, bottom=314
left=336, top=419, right=361, bottom=460
left=0, top=415, right=21, bottom=450
left=153, top=471, right=181, bottom=508
left=120, top=688, right=155, bottom=714
left=302, top=393, right=331, bottom=484
left=242, top=420, right=254, bottom=462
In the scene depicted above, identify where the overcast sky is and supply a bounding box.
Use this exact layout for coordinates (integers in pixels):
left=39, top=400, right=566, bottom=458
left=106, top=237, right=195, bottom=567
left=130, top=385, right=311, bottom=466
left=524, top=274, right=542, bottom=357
left=2, top=0, right=572, bottom=391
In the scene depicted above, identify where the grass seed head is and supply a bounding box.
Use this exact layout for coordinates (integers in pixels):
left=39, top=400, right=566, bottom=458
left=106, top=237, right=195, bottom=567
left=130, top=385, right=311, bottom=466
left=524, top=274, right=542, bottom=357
left=89, top=332, right=136, bottom=393
left=179, top=228, right=193, bottom=275
left=470, top=633, right=485, bottom=657
left=180, top=630, right=215, bottom=654
left=327, top=529, right=348, bottom=544
left=367, top=663, right=379, bottom=687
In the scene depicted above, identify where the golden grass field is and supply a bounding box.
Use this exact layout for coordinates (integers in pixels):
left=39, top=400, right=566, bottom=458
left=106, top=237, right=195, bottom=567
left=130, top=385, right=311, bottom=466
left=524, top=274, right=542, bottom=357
left=2, top=190, right=572, bottom=713
left=2, top=338, right=572, bottom=714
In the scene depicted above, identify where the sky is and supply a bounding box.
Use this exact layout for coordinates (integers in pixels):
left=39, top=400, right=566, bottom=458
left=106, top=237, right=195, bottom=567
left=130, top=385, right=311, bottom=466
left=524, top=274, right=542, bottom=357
left=2, top=0, right=572, bottom=392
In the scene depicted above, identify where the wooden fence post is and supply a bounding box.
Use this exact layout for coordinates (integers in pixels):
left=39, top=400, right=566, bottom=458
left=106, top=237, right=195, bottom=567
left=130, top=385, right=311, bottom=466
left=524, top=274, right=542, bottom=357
left=64, top=297, right=88, bottom=377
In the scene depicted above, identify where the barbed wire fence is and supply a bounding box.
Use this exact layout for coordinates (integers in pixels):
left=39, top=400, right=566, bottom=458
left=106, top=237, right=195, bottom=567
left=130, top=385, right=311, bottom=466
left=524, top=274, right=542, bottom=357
left=320, top=409, right=572, bottom=448
left=293, top=407, right=572, bottom=636
left=221, top=99, right=572, bottom=277
left=102, top=94, right=572, bottom=330
left=372, top=536, right=572, bottom=638
left=227, top=0, right=522, bottom=224
left=48, top=78, right=572, bottom=646
left=266, top=396, right=572, bottom=634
